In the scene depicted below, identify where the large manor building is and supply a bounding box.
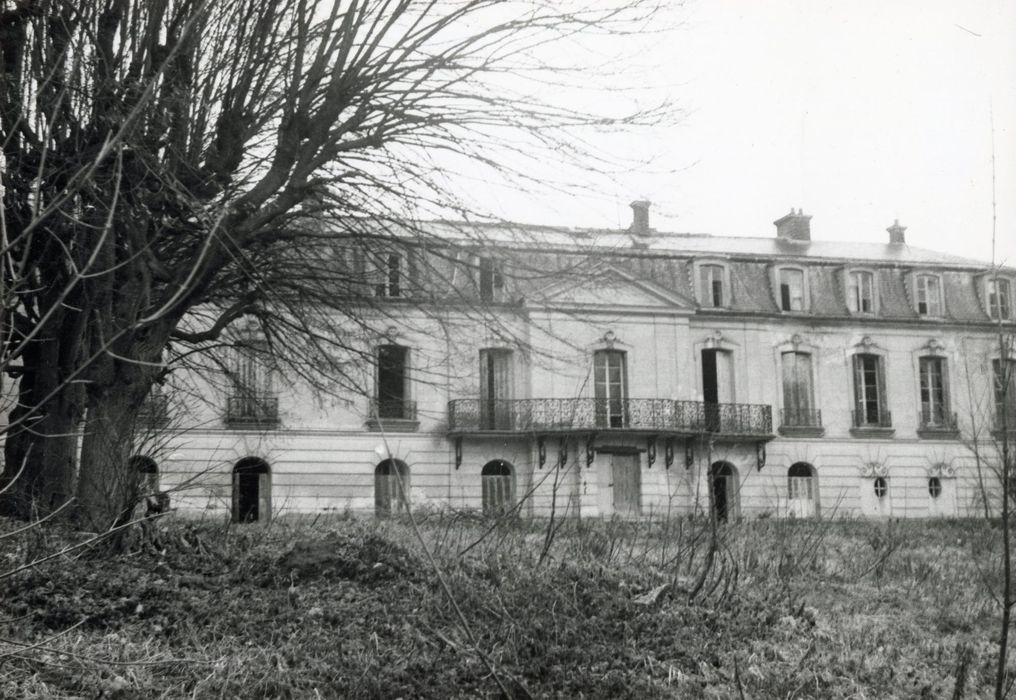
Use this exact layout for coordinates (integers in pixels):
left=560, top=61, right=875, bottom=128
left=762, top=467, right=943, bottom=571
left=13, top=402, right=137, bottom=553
left=146, top=204, right=1016, bottom=522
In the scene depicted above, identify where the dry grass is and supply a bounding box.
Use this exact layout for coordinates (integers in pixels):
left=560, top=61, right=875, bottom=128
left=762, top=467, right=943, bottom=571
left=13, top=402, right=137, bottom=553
left=0, top=513, right=1011, bottom=698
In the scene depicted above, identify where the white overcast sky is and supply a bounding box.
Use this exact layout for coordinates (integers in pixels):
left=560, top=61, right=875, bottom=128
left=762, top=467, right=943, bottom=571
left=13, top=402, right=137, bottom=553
left=476, top=0, right=1016, bottom=267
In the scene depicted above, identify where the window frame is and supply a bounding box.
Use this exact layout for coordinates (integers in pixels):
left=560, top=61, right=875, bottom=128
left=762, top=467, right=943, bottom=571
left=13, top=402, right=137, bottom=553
left=993, top=357, right=1016, bottom=430
left=781, top=350, right=815, bottom=422
left=775, top=266, right=808, bottom=312
left=694, top=260, right=730, bottom=309
left=593, top=349, right=628, bottom=428
left=376, top=344, right=411, bottom=419
left=873, top=477, right=888, bottom=499
left=852, top=352, right=890, bottom=429
left=987, top=276, right=1013, bottom=320
left=914, top=273, right=944, bottom=317
left=845, top=268, right=877, bottom=314
left=917, top=355, right=952, bottom=430
left=478, top=256, right=505, bottom=302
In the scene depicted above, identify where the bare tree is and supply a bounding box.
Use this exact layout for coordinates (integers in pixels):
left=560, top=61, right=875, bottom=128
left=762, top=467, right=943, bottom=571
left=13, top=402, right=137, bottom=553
left=0, top=0, right=671, bottom=527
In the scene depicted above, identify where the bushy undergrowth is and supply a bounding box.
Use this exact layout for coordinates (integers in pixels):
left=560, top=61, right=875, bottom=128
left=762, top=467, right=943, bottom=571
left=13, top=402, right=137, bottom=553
left=0, top=513, right=1011, bottom=698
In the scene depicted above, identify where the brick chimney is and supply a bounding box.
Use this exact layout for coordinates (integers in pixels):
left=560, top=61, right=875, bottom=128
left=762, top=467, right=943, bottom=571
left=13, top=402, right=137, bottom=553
left=773, top=208, right=811, bottom=242
left=887, top=219, right=906, bottom=245
left=629, top=200, right=651, bottom=236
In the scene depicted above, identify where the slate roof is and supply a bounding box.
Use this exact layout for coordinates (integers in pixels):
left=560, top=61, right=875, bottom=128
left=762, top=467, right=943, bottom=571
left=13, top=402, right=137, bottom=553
left=347, top=218, right=1012, bottom=325
left=417, top=221, right=998, bottom=270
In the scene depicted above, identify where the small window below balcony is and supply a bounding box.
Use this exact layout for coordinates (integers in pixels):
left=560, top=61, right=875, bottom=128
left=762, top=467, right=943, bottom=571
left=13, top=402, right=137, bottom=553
left=481, top=460, right=516, bottom=516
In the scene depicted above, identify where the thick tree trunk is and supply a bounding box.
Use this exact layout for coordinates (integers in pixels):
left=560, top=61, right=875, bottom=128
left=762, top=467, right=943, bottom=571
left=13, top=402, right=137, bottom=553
left=1, top=343, right=83, bottom=519
left=75, top=381, right=152, bottom=531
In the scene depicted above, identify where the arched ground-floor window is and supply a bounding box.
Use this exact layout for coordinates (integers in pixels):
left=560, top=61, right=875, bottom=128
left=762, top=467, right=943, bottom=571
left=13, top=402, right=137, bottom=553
left=233, top=457, right=271, bottom=523
left=710, top=461, right=738, bottom=522
left=787, top=462, right=817, bottom=517
left=375, top=459, right=410, bottom=517
left=481, top=460, right=515, bottom=515
left=130, top=455, right=159, bottom=496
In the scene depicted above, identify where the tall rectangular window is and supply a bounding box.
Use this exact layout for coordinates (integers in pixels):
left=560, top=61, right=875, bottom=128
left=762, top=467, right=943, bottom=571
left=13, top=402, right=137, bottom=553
left=699, top=265, right=725, bottom=308
left=594, top=350, right=627, bottom=428
left=853, top=354, right=888, bottom=427
left=228, top=340, right=277, bottom=425
left=915, top=275, right=942, bottom=316
left=375, top=253, right=402, bottom=298
left=919, top=357, right=949, bottom=427
left=479, top=349, right=513, bottom=429
left=989, top=278, right=1012, bottom=320
left=781, top=352, right=815, bottom=425
left=479, top=257, right=504, bottom=301
left=847, top=271, right=874, bottom=313
left=994, top=359, right=1016, bottom=428
left=377, top=345, right=409, bottom=419
left=779, top=269, right=805, bottom=311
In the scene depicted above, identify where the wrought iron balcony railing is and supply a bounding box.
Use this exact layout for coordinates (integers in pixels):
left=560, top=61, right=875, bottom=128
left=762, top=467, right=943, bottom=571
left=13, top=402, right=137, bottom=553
left=919, top=407, right=958, bottom=433
left=226, top=394, right=280, bottom=428
left=448, top=398, right=772, bottom=437
left=851, top=408, right=893, bottom=429
left=701, top=402, right=774, bottom=435
left=779, top=408, right=823, bottom=429
left=370, top=399, right=418, bottom=421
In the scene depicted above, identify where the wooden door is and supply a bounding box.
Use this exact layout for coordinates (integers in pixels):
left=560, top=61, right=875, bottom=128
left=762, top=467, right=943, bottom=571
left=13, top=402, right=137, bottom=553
left=610, top=453, right=641, bottom=516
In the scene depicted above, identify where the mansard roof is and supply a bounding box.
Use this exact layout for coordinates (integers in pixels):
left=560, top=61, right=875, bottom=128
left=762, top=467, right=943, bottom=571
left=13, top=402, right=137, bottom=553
left=422, top=220, right=992, bottom=269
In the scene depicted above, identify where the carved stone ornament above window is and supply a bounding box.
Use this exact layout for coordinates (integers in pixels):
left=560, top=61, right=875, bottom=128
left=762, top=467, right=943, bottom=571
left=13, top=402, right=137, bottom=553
left=791, top=333, right=803, bottom=348
left=861, top=335, right=875, bottom=350
left=925, top=462, right=956, bottom=479
left=924, top=338, right=946, bottom=354
left=385, top=326, right=400, bottom=342
left=602, top=330, right=617, bottom=347
left=858, top=461, right=890, bottom=478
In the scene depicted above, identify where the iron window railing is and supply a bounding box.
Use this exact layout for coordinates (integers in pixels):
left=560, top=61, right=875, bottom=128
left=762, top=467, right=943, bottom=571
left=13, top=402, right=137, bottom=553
left=919, top=407, right=957, bottom=432
left=226, top=394, right=280, bottom=427
left=780, top=408, right=823, bottom=429
left=371, top=399, right=418, bottom=421
left=851, top=409, right=892, bottom=429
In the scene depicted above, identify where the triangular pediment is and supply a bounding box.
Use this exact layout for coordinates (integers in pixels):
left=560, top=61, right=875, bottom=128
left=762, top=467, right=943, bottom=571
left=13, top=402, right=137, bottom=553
left=529, top=264, right=696, bottom=313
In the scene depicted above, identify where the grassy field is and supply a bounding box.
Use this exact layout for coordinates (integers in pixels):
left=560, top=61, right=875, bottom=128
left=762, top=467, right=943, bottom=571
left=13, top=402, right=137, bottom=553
left=0, top=512, right=1011, bottom=698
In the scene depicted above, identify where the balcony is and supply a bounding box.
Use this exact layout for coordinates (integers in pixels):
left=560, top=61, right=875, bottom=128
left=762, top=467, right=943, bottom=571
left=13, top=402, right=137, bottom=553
left=366, top=399, right=419, bottom=432
left=447, top=398, right=772, bottom=439
left=778, top=408, right=824, bottom=438
left=850, top=408, right=894, bottom=438
left=226, top=394, right=280, bottom=429
left=918, top=407, right=959, bottom=439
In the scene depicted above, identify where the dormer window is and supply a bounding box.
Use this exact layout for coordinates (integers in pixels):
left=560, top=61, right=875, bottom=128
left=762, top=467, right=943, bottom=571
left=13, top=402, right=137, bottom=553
left=778, top=268, right=805, bottom=311
left=699, top=264, right=726, bottom=308
left=375, top=253, right=402, bottom=298
left=847, top=270, right=875, bottom=313
left=988, top=277, right=1012, bottom=320
left=915, top=274, right=942, bottom=316
left=478, top=257, right=505, bottom=302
